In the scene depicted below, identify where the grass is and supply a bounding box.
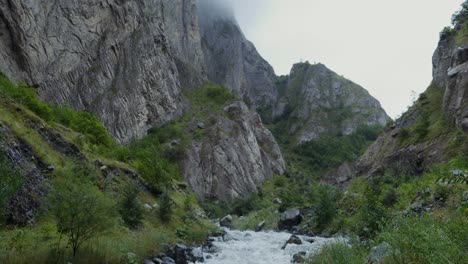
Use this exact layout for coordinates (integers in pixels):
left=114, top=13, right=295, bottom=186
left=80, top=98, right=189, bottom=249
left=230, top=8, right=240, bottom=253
left=309, top=241, right=367, bottom=264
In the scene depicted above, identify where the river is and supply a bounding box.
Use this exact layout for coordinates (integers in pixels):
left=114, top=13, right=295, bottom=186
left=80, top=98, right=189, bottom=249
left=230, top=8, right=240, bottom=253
left=201, top=229, right=345, bottom=264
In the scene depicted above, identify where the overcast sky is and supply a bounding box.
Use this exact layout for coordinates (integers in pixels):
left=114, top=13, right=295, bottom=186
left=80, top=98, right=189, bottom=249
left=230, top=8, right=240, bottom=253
left=226, top=0, right=464, bottom=118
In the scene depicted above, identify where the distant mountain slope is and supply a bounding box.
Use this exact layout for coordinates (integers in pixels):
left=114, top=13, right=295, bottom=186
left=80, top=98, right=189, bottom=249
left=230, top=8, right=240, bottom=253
left=356, top=14, right=468, bottom=176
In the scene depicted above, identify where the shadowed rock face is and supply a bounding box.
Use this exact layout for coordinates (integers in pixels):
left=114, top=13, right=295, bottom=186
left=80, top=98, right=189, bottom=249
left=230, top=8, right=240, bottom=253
left=182, top=101, right=285, bottom=201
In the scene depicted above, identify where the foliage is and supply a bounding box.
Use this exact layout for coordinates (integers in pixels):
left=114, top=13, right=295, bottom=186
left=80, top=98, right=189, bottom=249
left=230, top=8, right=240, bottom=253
left=314, top=185, right=339, bottom=233
left=378, top=214, right=468, bottom=264
left=290, top=125, right=383, bottom=172
left=0, top=76, right=52, bottom=120
left=52, top=105, right=113, bottom=147
left=185, top=83, right=237, bottom=114
left=309, top=240, right=367, bottom=264
left=118, top=186, right=144, bottom=229
left=47, top=171, right=117, bottom=257
left=0, top=153, right=23, bottom=225
left=129, top=129, right=181, bottom=194
left=159, top=189, right=174, bottom=223
left=452, top=0, right=468, bottom=25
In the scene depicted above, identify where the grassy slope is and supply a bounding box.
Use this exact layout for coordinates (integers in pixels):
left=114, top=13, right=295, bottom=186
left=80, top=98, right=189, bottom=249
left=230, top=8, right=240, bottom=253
left=0, top=76, right=216, bottom=263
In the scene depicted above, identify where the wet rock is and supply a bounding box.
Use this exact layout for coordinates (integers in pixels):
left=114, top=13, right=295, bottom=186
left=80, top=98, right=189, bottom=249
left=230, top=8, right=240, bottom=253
left=281, top=235, right=302, bottom=249
left=220, top=215, right=232, bottom=227
left=292, top=251, right=307, bottom=263
left=278, top=209, right=303, bottom=231
left=255, top=221, right=266, bottom=232
left=368, top=242, right=394, bottom=264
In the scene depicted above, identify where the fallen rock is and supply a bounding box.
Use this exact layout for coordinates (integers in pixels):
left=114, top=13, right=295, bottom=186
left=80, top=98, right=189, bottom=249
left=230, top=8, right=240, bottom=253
left=278, top=209, right=303, bottom=231
left=144, top=203, right=153, bottom=210
left=220, top=215, right=233, bottom=228
left=292, top=251, right=307, bottom=263
left=255, top=221, right=266, bottom=232
left=273, top=198, right=282, bottom=204
left=368, top=242, right=394, bottom=264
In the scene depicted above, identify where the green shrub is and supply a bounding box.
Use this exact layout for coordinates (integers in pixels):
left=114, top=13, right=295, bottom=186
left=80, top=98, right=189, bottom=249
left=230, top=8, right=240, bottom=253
left=0, top=77, right=52, bottom=120
left=381, top=188, right=398, bottom=207
left=314, top=185, right=339, bottom=233
left=118, top=186, right=144, bottom=229
left=56, top=107, right=112, bottom=147
left=452, top=0, right=468, bottom=25
left=159, top=189, right=174, bottom=223
left=47, top=175, right=117, bottom=257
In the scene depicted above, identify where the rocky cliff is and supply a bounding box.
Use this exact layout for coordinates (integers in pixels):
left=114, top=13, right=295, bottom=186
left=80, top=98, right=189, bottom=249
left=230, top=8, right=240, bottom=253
left=269, top=62, right=389, bottom=144
left=0, top=0, right=285, bottom=201
left=356, top=22, right=468, bottom=177
left=182, top=101, right=284, bottom=201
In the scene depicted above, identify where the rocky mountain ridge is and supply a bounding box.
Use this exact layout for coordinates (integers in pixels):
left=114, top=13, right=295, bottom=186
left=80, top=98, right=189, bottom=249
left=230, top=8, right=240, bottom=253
left=356, top=22, right=468, bottom=177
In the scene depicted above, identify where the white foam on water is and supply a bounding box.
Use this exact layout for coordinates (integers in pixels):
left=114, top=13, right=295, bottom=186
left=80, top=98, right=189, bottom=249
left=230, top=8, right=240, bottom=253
left=202, top=229, right=345, bottom=264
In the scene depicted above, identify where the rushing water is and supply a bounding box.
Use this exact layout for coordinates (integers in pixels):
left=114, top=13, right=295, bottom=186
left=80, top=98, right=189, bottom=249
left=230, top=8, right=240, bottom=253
left=201, top=229, right=345, bottom=264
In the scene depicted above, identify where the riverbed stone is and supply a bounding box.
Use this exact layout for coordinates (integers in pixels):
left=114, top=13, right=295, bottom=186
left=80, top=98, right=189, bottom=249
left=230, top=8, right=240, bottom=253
left=220, top=215, right=233, bottom=227
left=282, top=235, right=302, bottom=249
left=292, top=251, right=307, bottom=263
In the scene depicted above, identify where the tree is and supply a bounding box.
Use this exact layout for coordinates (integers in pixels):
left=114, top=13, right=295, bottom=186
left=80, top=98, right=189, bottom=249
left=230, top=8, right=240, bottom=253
left=159, top=189, right=174, bottom=223
left=118, top=186, right=144, bottom=229
left=48, top=177, right=116, bottom=257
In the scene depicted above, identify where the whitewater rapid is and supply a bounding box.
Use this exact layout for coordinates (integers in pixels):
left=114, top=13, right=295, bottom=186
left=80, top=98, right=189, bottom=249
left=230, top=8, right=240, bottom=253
left=202, top=229, right=345, bottom=264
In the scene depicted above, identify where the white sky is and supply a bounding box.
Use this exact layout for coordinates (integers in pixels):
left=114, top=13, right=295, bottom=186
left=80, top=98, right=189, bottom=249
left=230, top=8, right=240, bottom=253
left=227, top=0, right=464, bottom=118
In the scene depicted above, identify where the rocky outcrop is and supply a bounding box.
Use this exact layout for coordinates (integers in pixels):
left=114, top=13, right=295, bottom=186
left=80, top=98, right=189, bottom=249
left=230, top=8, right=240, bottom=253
left=0, top=122, right=47, bottom=225
left=272, top=62, right=389, bottom=144
left=182, top=101, right=285, bottom=201
left=198, top=0, right=278, bottom=108
left=356, top=23, right=468, bottom=177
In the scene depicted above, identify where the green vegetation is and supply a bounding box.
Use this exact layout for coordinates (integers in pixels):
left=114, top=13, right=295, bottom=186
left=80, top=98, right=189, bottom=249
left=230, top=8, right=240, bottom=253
left=48, top=171, right=117, bottom=257
left=0, top=76, right=217, bottom=263
left=310, top=240, right=367, bottom=264
left=118, top=186, right=144, bottom=229
left=290, top=125, right=383, bottom=173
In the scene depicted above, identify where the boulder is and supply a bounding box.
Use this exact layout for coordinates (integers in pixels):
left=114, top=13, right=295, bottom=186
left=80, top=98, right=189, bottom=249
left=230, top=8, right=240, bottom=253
left=292, top=251, right=307, bottom=263
left=273, top=198, right=282, bottom=204
left=278, top=209, right=303, bottom=230
left=220, top=215, right=233, bottom=227
left=281, top=235, right=302, bottom=249
left=144, top=203, right=153, bottom=210
left=368, top=242, right=394, bottom=264
left=255, top=221, right=266, bottom=232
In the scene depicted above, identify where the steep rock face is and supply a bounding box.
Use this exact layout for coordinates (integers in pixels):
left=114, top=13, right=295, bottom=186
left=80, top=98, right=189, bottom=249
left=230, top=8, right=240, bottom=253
left=182, top=101, right=285, bottom=201
left=198, top=0, right=278, bottom=108
left=0, top=122, right=47, bottom=225
left=0, top=0, right=186, bottom=143
left=273, top=62, right=389, bottom=144
left=356, top=25, right=468, bottom=177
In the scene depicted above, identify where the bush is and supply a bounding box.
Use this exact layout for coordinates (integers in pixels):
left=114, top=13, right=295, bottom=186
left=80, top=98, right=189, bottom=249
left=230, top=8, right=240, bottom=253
left=314, top=185, right=339, bottom=232
left=0, top=76, right=52, bottom=120
left=452, top=1, right=468, bottom=25
left=159, top=189, right=174, bottom=223
left=118, top=186, right=144, bottom=229
left=53, top=106, right=113, bottom=147
left=47, top=175, right=117, bottom=257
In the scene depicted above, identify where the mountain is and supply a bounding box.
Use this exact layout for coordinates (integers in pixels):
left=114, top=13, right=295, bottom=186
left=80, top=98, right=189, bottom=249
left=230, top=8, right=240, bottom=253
left=356, top=17, right=468, bottom=176
left=267, top=62, right=389, bottom=145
